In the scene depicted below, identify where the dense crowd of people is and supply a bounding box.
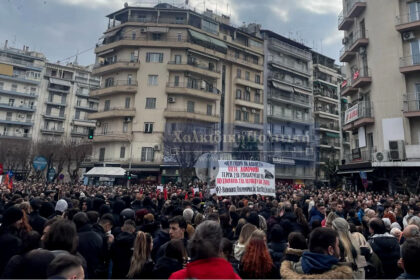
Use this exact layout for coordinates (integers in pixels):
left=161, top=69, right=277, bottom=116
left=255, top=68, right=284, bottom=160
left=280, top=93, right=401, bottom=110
left=0, top=181, right=420, bottom=279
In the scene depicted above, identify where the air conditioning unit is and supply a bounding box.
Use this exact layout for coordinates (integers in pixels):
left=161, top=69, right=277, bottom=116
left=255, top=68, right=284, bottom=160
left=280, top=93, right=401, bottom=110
left=403, top=31, right=415, bottom=41
left=374, top=151, right=388, bottom=162
left=153, top=144, right=161, bottom=151
left=168, top=97, right=176, bottom=103
left=124, top=117, right=132, bottom=122
left=242, top=107, right=247, bottom=112
left=200, top=80, right=206, bottom=89
left=342, top=37, right=348, bottom=44
left=389, top=140, right=405, bottom=160
left=251, top=109, right=257, bottom=114
left=359, top=47, right=366, bottom=55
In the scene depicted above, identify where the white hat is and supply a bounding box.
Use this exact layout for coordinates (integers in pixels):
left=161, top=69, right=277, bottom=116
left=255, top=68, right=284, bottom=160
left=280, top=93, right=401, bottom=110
left=55, top=199, right=68, bottom=213
left=391, top=222, right=402, bottom=230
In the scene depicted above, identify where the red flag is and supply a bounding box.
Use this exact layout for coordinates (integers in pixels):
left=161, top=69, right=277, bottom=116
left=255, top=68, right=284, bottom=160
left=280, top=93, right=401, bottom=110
left=199, top=192, right=203, bottom=199
left=191, top=187, right=195, bottom=196
left=164, top=188, right=168, bottom=200
left=184, top=192, right=188, bottom=200
left=4, top=174, right=9, bottom=186
left=156, top=189, right=160, bottom=196
left=140, top=188, right=143, bottom=194
left=7, top=176, right=12, bottom=190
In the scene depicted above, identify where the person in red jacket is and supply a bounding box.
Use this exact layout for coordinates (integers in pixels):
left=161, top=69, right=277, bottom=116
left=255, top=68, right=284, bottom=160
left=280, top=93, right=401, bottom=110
left=169, top=220, right=241, bottom=279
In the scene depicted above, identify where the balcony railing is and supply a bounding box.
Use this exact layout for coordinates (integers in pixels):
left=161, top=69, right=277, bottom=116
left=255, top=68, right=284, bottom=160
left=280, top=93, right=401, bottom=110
left=319, top=138, right=341, bottom=147
left=166, top=82, right=220, bottom=94
left=268, top=112, right=312, bottom=124
left=267, top=55, right=311, bottom=75
left=164, top=108, right=219, bottom=118
left=313, top=88, right=338, bottom=100
left=168, top=61, right=220, bottom=73
left=0, top=103, right=36, bottom=111
left=343, top=29, right=368, bottom=51
left=267, top=38, right=312, bottom=60
left=267, top=89, right=312, bottom=106
left=41, top=127, right=65, bottom=133
left=0, top=131, right=31, bottom=139
left=101, top=80, right=138, bottom=88
left=400, top=55, right=420, bottom=68
left=0, top=55, right=40, bottom=69
left=317, top=122, right=340, bottom=131
left=344, top=146, right=375, bottom=162
left=343, top=101, right=373, bottom=124
left=345, top=0, right=366, bottom=16
left=315, top=105, right=339, bottom=116
left=268, top=74, right=312, bottom=91
left=396, top=12, right=420, bottom=26
left=403, top=93, right=420, bottom=113
left=93, top=57, right=139, bottom=69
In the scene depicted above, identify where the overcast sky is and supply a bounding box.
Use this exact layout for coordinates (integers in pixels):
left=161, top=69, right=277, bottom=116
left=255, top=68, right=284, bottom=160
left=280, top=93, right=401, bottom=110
left=0, top=0, right=343, bottom=66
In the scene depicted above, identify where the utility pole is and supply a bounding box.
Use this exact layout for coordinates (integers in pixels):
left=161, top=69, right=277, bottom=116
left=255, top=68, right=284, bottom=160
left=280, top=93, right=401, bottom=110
left=127, top=131, right=133, bottom=188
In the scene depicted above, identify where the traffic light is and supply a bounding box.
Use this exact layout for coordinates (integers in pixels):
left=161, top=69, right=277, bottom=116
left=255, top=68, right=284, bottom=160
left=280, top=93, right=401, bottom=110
left=88, top=128, right=94, bottom=140
left=125, top=171, right=132, bottom=180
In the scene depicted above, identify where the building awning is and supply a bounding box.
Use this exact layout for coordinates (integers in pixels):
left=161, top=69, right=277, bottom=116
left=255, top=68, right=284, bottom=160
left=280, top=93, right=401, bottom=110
left=72, top=120, right=96, bottom=128
left=96, top=48, right=115, bottom=57
left=188, top=29, right=227, bottom=52
left=99, top=29, right=120, bottom=40
left=85, top=167, right=126, bottom=177
left=271, top=81, right=292, bottom=92
left=293, top=87, right=311, bottom=95
left=187, top=49, right=219, bottom=61
left=325, top=132, right=340, bottom=138
left=49, top=78, right=71, bottom=87
left=337, top=169, right=374, bottom=175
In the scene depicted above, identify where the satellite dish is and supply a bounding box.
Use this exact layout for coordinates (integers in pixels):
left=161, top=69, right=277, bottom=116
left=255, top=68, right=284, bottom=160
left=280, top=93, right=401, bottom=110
left=194, top=153, right=232, bottom=183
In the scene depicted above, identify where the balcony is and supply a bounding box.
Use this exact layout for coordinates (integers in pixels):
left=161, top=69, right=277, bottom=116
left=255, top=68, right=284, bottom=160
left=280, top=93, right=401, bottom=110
left=93, top=132, right=131, bottom=143
left=74, top=105, right=98, bottom=112
left=346, top=30, right=369, bottom=53
left=235, top=77, right=264, bottom=90
left=90, top=80, right=138, bottom=97
left=166, top=82, right=220, bottom=101
left=351, top=68, right=372, bottom=88
left=268, top=55, right=311, bottom=77
left=271, top=151, right=315, bottom=162
left=0, top=88, right=38, bottom=99
left=343, top=101, right=374, bottom=131
left=267, top=89, right=312, bottom=108
left=344, top=147, right=374, bottom=163
left=72, top=119, right=96, bottom=127
left=234, top=120, right=264, bottom=131
left=45, top=100, right=66, bottom=107
left=313, top=88, right=339, bottom=103
left=235, top=98, right=264, bottom=110
left=267, top=112, right=312, bottom=125
left=41, top=128, right=65, bottom=135
left=340, top=80, right=358, bottom=97
left=0, top=55, right=42, bottom=71
left=319, top=138, right=341, bottom=149
left=0, top=131, right=31, bottom=140
left=400, top=56, right=420, bottom=74
left=42, top=114, right=65, bottom=121
left=163, top=109, right=220, bottom=123
left=267, top=38, right=312, bottom=61
left=316, top=122, right=340, bottom=133
left=0, top=74, right=40, bottom=85
left=396, top=12, right=420, bottom=32
left=92, top=59, right=140, bottom=76
left=268, top=74, right=312, bottom=93
left=345, top=0, right=367, bottom=18
left=338, top=10, right=354, bottom=30
left=71, top=130, right=88, bottom=137
left=403, top=94, right=420, bottom=117
left=0, top=118, right=33, bottom=126
left=339, top=46, right=356, bottom=63
left=314, top=106, right=340, bottom=120
left=88, top=107, right=135, bottom=120
left=0, top=103, right=36, bottom=112
left=47, top=86, right=70, bottom=94
left=167, top=61, right=220, bottom=79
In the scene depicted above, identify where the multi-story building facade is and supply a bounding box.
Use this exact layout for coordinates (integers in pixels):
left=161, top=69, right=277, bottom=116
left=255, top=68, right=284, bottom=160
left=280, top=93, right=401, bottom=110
left=89, top=3, right=264, bottom=184
left=0, top=43, right=45, bottom=141
left=338, top=0, right=420, bottom=191
left=261, top=30, right=316, bottom=185
left=37, top=62, right=100, bottom=142
left=312, top=51, right=343, bottom=183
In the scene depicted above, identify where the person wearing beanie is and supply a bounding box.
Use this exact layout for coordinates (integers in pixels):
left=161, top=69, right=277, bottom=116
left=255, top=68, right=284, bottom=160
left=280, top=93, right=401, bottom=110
left=0, top=206, right=24, bottom=276
left=54, top=199, right=68, bottom=217
left=29, top=198, right=47, bottom=235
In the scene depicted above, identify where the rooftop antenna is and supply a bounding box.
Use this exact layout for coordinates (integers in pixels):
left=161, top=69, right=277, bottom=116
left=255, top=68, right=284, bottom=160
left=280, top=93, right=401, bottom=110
left=74, top=49, right=79, bottom=65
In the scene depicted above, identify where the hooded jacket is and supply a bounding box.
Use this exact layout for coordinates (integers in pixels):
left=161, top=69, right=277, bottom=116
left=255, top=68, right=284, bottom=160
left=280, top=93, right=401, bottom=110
left=368, top=233, right=402, bottom=279
left=153, top=256, right=184, bottom=279
left=169, top=257, right=241, bottom=279
left=111, top=231, right=135, bottom=279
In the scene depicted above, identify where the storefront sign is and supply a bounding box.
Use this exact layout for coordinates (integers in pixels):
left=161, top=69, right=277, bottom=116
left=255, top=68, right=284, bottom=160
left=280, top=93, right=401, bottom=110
left=352, top=148, right=361, bottom=160
left=215, top=160, right=275, bottom=197
left=345, top=104, right=359, bottom=124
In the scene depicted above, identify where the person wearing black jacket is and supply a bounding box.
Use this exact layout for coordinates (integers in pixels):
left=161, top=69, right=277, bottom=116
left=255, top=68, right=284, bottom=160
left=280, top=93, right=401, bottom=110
left=152, top=216, right=171, bottom=261
left=29, top=198, right=47, bottom=235
left=153, top=239, right=186, bottom=279
left=111, top=220, right=136, bottom=279
left=73, top=212, right=104, bottom=278
left=0, top=206, right=23, bottom=276
left=268, top=224, right=288, bottom=269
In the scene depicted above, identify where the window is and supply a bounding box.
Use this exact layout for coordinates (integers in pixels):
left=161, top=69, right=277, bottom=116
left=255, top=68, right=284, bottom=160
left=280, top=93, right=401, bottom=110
left=176, top=17, right=184, bottom=24
left=409, top=1, right=420, bottom=22
left=145, top=98, right=156, bottom=109
left=254, top=113, right=260, bottom=124
left=255, top=74, right=261, bottom=84
left=61, top=95, right=66, bottom=104
left=123, top=122, right=128, bottom=133
left=177, top=33, right=182, bottom=41
left=127, top=74, right=133, bottom=85
left=243, top=111, right=249, bottom=121
left=237, top=68, right=241, bottom=78
left=141, top=147, right=154, bottom=162
left=235, top=51, right=240, bottom=59
left=236, top=89, right=242, bottom=99
left=145, top=122, right=153, bottom=133
left=125, top=97, right=131, bottom=109
left=174, top=76, right=180, bottom=86
left=253, top=56, right=259, bottom=65
left=152, top=33, right=162, bottom=41
left=76, top=99, right=82, bottom=106
left=244, top=91, right=250, bottom=101
left=146, top=53, right=163, bottom=63
left=130, top=51, right=136, bottom=62
left=255, top=92, right=261, bottom=103
left=30, top=87, right=36, bottom=94
left=46, top=106, right=52, bottom=115
left=207, top=104, right=212, bottom=116
left=132, top=32, right=136, bottom=40
left=120, top=147, right=126, bottom=158
left=105, top=78, right=114, bottom=87
left=102, top=123, right=108, bottom=134
left=104, top=100, right=110, bottom=111
left=0, top=82, right=3, bottom=90
left=148, top=75, right=158, bottom=86
left=11, top=84, right=17, bottom=91
left=99, top=148, right=105, bottom=162
left=235, top=110, right=241, bottom=121
left=245, top=71, right=250, bottom=81
left=89, top=102, right=94, bottom=109
left=8, top=98, right=14, bottom=106
left=202, top=20, right=218, bottom=34
left=75, top=110, right=80, bottom=120
left=6, top=112, right=12, bottom=121
left=175, top=55, right=182, bottom=64
left=59, top=107, right=65, bottom=117
left=187, top=101, right=195, bottom=113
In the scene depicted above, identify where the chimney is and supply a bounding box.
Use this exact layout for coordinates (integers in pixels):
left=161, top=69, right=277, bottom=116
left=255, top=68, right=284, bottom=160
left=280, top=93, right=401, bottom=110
left=4, top=40, right=8, bottom=49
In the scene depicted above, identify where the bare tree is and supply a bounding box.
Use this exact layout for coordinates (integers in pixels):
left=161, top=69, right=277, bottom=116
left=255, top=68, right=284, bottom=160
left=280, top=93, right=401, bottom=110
left=0, top=139, right=32, bottom=177
left=66, top=141, right=92, bottom=184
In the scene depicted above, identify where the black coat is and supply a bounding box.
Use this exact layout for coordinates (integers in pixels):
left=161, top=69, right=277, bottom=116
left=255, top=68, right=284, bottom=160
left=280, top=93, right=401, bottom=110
left=369, top=233, right=402, bottom=279
left=111, top=231, right=135, bottom=279
left=0, top=227, right=22, bottom=276
left=155, top=238, right=188, bottom=262
left=152, top=230, right=170, bottom=261
left=279, top=212, right=301, bottom=236
left=268, top=241, right=288, bottom=268
left=77, top=224, right=104, bottom=278
left=153, top=256, right=184, bottom=279
left=28, top=211, right=47, bottom=235
left=130, top=260, right=154, bottom=279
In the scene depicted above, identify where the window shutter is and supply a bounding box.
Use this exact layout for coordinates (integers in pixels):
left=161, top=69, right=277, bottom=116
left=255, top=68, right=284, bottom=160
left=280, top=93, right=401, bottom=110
left=141, top=147, right=146, bottom=161
left=146, top=53, right=150, bottom=62
left=159, top=53, right=163, bottom=63
left=151, top=149, right=155, bottom=162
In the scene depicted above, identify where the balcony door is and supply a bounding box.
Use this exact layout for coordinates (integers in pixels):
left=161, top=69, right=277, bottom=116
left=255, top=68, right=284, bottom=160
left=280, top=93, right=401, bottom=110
left=411, top=40, right=420, bottom=65
left=409, top=1, right=420, bottom=22
left=416, top=83, right=420, bottom=110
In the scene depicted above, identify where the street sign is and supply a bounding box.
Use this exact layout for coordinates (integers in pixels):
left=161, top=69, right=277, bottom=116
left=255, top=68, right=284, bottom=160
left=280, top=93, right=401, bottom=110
left=47, top=168, right=56, bottom=182
left=33, top=156, right=48, bottom=171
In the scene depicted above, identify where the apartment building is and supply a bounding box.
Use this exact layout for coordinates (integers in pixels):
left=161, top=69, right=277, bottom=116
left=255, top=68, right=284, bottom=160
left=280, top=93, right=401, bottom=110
left=312, top=51, right=344, bottom=183
left=338, top=0, right=420, bottom=191
left=0, top=43, right=45, bottom=142
left=37, top=62, right=100, bottom=142
left=261, top=30, right=316, bottom=185
left=89, top=3, right=264, bottom=184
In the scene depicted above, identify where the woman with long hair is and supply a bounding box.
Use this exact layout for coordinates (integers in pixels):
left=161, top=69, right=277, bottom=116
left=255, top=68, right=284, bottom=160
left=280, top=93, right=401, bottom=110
left=127, top=231, right=154, bottom=279
left=239, top=230, right=278, bottom=279
left=233, top=223, right=257, bottom=261
left=332, top=217, right=367, bottom=279
left=294, top=207, right=310, bottom=237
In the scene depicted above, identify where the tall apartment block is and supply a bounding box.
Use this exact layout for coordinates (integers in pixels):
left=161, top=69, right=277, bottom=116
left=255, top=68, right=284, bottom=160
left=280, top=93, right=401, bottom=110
left=312, top=52, right=343, bottom=183
left=338, top=0, right=420, bottom=191
left=261, top=30, right=316, bottom=185
left=37, top=62, right=100, bottom=142
left=0, top=43, right=45, bottom=141
left=89, top=3, right=264, bottom=184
